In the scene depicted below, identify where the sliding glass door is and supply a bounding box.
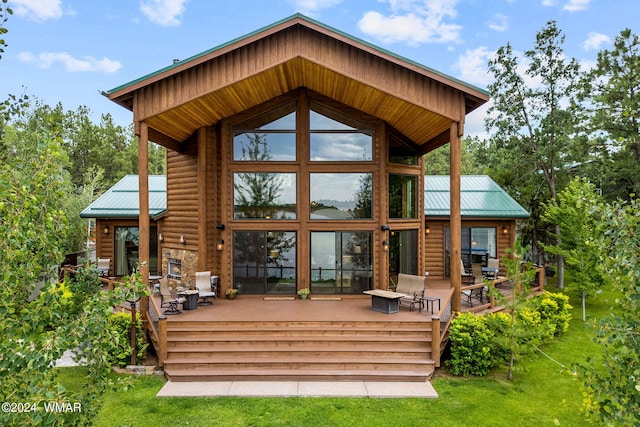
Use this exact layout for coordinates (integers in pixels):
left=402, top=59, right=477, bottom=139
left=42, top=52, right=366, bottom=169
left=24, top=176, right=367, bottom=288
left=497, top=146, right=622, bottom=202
left=233, top=231, right=297, bottom=294
left=310, top=231, right=372, bottom=294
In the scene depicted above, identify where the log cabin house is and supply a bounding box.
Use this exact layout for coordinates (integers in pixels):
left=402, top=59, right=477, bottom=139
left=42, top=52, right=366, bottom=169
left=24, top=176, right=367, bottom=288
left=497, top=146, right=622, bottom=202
left=84, top=174, right=529, bottom=284
left=99, top=14, right=501, bottom=381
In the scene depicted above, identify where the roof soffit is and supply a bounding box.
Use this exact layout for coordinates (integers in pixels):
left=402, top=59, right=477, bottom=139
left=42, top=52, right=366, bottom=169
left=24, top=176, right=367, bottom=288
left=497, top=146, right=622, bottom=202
left=107, top=16, right=488, bottom=147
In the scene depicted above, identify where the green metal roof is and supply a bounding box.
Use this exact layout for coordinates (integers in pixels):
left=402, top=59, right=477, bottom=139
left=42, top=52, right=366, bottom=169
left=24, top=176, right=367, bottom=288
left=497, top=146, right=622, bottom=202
left=424, top=175, right=530, bottom=219
left=104, top=13, right=488, bottom=98
left=80, top=175, right=166, bottom=219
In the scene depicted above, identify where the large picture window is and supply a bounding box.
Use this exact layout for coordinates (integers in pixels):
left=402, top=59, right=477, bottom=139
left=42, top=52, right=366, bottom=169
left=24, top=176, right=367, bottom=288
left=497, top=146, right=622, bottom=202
left=389, top=174, right=417, bottom=219
left=233, top=104, right=296, bottom=161
left=309, top=104, right=372, bottom=162
left=234, top=172, right=296, bottom=219
left=310, top=173, right=372, bottom=219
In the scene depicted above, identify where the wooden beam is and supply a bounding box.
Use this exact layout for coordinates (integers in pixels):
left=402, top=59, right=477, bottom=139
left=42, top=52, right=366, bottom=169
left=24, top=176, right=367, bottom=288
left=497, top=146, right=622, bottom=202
left=148, top=127, right=183, bottom=153
left=449, top=122, right=462, bottom=313
left=138, top=122, right=150, bottom=285
left=418, top=128, right=451, bottom=156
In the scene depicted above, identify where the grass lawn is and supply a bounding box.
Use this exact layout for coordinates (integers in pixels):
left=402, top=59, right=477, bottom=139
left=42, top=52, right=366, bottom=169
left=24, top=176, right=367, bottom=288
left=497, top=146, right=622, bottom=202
left=61, top=286, right=610, bottom=426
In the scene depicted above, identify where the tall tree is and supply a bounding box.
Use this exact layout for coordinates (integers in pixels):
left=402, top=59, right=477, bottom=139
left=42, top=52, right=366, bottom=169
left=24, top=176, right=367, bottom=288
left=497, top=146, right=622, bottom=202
left=423, top=136, right=483, bottom=175
left=577, top=29, right=640, bottom=201
left=485, top=21, right=581, bottom=289
left=541, top=178, right=606, bottom=321
left=578, top=196, right=640, bottom=426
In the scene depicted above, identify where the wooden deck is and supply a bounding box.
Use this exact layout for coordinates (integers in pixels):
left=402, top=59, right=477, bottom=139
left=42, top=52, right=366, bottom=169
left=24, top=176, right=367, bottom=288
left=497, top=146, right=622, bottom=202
left=142, top=276, right=533, bottom=383
left=151, top=287, right=453, bottom=383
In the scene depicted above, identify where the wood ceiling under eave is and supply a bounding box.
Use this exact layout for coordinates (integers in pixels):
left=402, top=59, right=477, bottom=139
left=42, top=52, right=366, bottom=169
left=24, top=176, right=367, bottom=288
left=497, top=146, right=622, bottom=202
left=109, top=19, right=488, bottom=151
left=142, top=57, right=462, bottom=147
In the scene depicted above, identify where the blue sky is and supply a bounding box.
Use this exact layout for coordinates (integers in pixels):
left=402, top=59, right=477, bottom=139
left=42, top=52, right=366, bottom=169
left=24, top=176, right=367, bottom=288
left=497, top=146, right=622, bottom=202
left=1, top=0, right=638, bottom=138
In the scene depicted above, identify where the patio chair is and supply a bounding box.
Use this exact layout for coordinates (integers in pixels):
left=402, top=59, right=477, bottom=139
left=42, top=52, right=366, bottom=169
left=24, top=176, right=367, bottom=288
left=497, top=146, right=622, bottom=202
left=462, top=264, right=486, bottom=306
left=159, top=277, right=185, bottom=315
left=486, top=258, right=500, bottom=279
left=395, top=273, right=426, bottom=311
left=195, top=271, right=216, bottom=305
left=97, top=258, right=111, bottom=277
left=461, top=258, right=473, bottom=284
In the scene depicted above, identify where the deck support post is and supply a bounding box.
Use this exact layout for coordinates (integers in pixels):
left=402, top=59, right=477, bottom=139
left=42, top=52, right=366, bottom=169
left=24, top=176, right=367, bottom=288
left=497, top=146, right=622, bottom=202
left=432, top=315, right=441, bottom=367
left=450, top=122, right=462, bottom=313
left=137, top=121, right=150, bottom=285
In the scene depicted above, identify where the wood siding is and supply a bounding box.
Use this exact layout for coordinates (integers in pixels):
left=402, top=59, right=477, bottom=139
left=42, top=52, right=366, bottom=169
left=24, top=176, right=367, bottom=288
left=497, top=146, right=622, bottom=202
left=163, top=139, right=199, bottom=252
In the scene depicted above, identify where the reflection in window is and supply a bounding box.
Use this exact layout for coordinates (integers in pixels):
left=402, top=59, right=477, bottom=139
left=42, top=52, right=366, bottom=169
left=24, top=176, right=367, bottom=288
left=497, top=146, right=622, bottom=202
left=310, top=231, right=372, bottom=294
left=388, top=134, right=417, bottom=165
left=389, top=174, right=417, bottom=219
left=445, top=227, right=497, bottom=277
left=234, top=173, right=296, bottom=219
left=233, top=106, right=296, bottom=161
left=309, top=108, right=372, bottom=161
left=233, top=231, right=296, bottom=294
left=310, top=173, right=372, bottom=219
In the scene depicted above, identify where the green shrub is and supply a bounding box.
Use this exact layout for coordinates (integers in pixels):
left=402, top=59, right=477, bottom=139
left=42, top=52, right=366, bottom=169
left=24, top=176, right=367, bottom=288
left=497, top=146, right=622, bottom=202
left=447, top=292, right=573, bottom=377
left=447, top=313, right=497, bottom=376
left=539, top=291, right=572, bottom=335
left=484, top=311, right=511, bottom=362
left=105, top=310, right=147, bottom=368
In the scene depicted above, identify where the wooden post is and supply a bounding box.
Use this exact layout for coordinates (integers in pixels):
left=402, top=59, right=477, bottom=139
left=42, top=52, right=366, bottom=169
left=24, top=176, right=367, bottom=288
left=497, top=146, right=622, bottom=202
left=197, top=128, right=208, bottom=271
left=432, top=315, right=441, bottom=367
left=138, top=122, right=150, bottom=285
left=450, top=122, right=462, bottom=312
left=158, top=316, right=168, bottom=366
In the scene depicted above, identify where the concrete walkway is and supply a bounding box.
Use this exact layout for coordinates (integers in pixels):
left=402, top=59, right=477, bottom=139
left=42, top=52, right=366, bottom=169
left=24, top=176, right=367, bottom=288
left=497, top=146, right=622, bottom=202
left=157, top=380, right=438, bottom=398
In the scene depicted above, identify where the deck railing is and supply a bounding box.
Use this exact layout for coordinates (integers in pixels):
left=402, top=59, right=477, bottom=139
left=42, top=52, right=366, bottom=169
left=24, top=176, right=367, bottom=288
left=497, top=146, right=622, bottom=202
left=431, top=287, right=454, bottom=367
left=144, top=295, right=167, bottom=366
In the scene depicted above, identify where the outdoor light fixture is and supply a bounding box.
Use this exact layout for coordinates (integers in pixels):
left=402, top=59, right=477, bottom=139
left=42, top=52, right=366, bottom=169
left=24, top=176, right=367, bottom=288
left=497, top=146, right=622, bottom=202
left=124, top=288, right=141, bottom=365
left=381, top=225, right=390, bottom=231
left=216, top=224, right=225, bottom=230
left=180, top=235, right=186, bottom=245
left=102, top=225, right=109, bottom=234
left=382, top=240, right=389, bottom=251
left=502, top=225, right=508, bottom=234
left=425, top=225, right=431, bottom=234
left=158, top=232, right=164, bottom=242
left=216, top=240, right=224, bottom=251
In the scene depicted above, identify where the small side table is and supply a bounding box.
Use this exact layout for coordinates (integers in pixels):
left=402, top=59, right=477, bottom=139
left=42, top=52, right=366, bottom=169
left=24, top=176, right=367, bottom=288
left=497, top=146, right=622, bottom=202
left=180, top=290, right=199, bottom=310
left=421, top=297, right=441, bottom=314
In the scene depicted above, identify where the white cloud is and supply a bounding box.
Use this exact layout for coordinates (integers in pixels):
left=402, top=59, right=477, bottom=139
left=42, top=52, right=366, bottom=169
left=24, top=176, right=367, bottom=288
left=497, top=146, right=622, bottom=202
left=563, top=0, right=591, bottom=12
left=19, top=51, right=122, bottom=73
left=582, top=32, right=610, bottom=51
left=140, top=0, right=189, bottom=27
left=454, top=46, right=494, bottom=86
left=12, top=0, right=63, bottom=22
left=289, top=0, right=344, bottom=16
left=357, top=0, right=462, bottom=46
left=541, top=0, right=591, bottom=12
left=487, top=13, right=508, bottom=32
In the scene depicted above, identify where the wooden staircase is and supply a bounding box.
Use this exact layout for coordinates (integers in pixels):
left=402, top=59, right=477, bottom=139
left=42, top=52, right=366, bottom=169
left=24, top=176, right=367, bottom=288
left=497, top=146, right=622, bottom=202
left=163, top=319, right=436, bottom=382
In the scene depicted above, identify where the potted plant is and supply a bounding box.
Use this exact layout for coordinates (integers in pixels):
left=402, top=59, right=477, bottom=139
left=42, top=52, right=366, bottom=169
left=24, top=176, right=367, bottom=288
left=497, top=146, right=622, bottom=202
left=226, top=288, right=238, bottom=300
left=297, top=288, right=310, bottom=300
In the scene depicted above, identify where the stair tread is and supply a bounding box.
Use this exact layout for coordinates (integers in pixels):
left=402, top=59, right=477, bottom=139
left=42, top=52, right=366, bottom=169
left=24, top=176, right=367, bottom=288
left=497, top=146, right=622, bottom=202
left=167, top=345, right=431, bottom=353
left=165, top=367, right=433, bottom=376
left=164, top=356, right=435, bottom=364
left=167, top=335, right=430, bottom=342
